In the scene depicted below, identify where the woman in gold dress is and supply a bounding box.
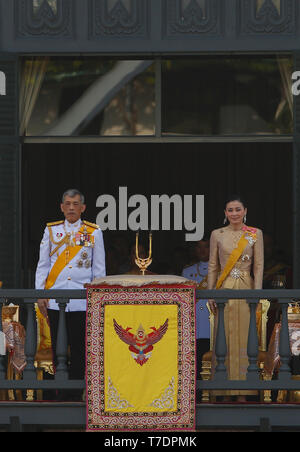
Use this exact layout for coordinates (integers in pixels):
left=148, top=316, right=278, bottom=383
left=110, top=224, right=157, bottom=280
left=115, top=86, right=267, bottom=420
left=208, top=196, right=264, bottom=401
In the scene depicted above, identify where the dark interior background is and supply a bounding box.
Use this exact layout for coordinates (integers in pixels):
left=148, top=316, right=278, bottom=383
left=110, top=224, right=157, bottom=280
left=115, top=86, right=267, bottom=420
left=22, top=142, right=293, bottom=287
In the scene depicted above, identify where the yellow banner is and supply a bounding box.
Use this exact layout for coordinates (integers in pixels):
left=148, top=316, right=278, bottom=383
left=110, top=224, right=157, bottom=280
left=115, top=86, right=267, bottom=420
left=104, top=304, right=178, bottom=413
left=86, top=284, right=196, bottom=431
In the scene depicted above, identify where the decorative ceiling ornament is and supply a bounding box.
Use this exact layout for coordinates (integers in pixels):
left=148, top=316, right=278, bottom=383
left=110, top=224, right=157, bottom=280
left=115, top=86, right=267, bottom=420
left=256, top=0, right=280, bottom=21
left=106, top=0, right=130, bottom=12
left=181, top=0, right=207, bottom=23
left=15, top=0, right=74, bottom=38
left=89, top=0, right=149, bottom=38
left=239, top=0, right=296, bottom=35
left=165, top=0, right=222, bottom=37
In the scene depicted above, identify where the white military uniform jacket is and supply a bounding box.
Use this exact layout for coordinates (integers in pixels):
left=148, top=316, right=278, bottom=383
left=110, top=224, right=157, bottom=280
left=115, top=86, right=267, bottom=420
left=182, top=261, right=210, bottom=339
left=35, top=218, right=106, bottom=311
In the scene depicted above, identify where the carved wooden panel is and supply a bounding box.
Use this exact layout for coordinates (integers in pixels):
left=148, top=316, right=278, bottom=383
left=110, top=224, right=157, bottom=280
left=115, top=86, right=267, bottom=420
left=89, top=0, right=149, bottom=39
left=7, top=0, right=300, bottom=51
left=239, top=0, right=296, bottom=36
left=15, top=0, right=74, bottom=38
left=164, top=0, right=223, bottom=38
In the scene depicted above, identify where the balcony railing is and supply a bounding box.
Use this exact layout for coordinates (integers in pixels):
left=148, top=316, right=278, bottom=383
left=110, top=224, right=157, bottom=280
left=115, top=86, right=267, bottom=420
left=0, top=288, right=300, bottom=431
left=197, top=288, right=297, bottom=393
left=0, top=289, right=86, bottom=392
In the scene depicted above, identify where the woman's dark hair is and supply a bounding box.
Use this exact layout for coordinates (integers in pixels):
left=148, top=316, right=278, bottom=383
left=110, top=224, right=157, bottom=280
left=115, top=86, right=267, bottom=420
left=224, top=195, right=247, bottom=209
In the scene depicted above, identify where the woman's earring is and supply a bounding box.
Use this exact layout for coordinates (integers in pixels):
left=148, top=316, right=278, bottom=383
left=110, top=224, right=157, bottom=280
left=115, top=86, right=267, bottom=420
left=223, top=216, right=227, bottom=224
left=243, top=215, right=247, bottom=223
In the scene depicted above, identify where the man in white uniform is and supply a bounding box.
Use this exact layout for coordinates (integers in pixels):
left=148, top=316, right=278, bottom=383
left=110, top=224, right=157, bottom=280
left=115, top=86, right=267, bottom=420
left=35, top=189, right=106, bottom=399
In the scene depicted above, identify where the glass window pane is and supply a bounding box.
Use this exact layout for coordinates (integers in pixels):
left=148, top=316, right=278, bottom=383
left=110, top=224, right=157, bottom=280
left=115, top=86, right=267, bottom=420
left=162, top=56, right=293, bottom=136
left=22, top=57, right=155, bottom=136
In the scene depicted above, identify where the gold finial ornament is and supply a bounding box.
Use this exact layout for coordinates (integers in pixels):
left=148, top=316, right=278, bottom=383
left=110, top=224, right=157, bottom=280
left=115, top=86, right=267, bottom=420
left=135, top=230, right=152, bottom=276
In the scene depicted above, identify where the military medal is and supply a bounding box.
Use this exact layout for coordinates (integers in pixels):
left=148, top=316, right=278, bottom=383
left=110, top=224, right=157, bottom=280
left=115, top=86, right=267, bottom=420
left=86, top=233, right=94, bottom=247
left=81, top=251, right=88, bottom=260
left=85, top=259, right=91, bottom=269
left=75, top=231, right=94, bottom=247
left=75, top=232, right=81, bottom=246
left=77, top=250, right=91, bottom=268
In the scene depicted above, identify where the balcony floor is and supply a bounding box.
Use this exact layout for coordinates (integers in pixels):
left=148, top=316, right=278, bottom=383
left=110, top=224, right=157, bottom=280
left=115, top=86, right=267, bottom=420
left=0, top=401, right=299, bottom=432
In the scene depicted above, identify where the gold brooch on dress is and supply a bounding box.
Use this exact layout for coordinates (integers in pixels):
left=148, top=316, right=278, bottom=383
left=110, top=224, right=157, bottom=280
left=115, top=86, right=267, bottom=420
left=230, top=268, right=241, bottom=279
left=241, top=254, right=250, bottom=262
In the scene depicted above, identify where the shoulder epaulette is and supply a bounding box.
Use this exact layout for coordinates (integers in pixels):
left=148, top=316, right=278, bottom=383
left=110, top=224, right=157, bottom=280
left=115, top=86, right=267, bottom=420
left=47, top=220, right=64, bottom=227
left=83, top=220, right=99, bottom=229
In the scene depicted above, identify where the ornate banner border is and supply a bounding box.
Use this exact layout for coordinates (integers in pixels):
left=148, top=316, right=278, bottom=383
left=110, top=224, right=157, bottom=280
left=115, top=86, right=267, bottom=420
left=86, top=284, right=196, bottom=431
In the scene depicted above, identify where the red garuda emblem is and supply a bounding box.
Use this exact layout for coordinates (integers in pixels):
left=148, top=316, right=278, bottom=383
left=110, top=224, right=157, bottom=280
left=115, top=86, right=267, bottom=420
left=113, top=318, right=169, bottom=366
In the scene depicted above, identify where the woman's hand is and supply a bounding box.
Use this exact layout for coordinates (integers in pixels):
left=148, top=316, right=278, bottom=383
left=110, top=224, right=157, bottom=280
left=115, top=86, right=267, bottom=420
left=208, top=299, right=218, bottom=316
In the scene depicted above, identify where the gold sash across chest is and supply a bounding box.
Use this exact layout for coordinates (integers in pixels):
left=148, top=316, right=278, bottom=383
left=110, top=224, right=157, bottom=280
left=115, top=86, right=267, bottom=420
left=45, top=224, right=95, bottom=290
left=216, top=227, right=257, bottom=290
